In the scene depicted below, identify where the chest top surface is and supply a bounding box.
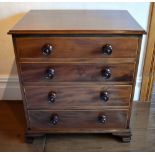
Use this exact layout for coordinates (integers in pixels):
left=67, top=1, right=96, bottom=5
left=8, top=10, right=145, bottom=35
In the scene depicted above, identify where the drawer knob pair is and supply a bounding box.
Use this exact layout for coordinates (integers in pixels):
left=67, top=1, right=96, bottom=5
left=45, top=67, right=111, bottom=80
left=49, top=114, right=107, bottom=126
left=42, top=44, right=53, bottom=55
left=41, top=43, right=112, bottom=56
left=48, top=91, right=109, bottom=103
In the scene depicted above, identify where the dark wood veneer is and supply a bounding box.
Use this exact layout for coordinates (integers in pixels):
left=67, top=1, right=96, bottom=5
left=8, top=10, right=145, bottom=35
left=15, top=37, right=139, bottom=58
left=28, top=110, right=128, bottom=131
left=24, top=85, right=132, bottom=109
left=20, top=63, right=135, bottom=83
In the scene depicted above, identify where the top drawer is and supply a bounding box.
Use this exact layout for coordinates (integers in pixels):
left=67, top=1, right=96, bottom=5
left=15, top=37, right=139, bottom=58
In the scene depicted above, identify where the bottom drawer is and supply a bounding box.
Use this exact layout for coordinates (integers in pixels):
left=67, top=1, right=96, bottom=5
left=28, top=110, right=128, bottom=132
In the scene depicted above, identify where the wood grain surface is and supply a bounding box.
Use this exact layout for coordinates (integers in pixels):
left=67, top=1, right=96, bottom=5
left=24, top=85, right=132, bottom=109
left=20, top=63, right=135, bottom=83
left=28, top=110, right=128, bottom=131
left=8, top=10, right=145, bottom=34
left=15, top=36, right=139, bottom=58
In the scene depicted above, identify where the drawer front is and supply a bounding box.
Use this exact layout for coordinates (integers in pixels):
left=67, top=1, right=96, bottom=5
left=28, top=110, right=128, bottom=131
left=20, top=63, right=135, bottom=83
left=25, top=85, right=132, bottom=109
left=15, top=37, right=138, bottom=58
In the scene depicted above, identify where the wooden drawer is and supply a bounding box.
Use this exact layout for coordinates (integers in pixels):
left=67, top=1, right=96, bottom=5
left=28, top=110, right=128, bottom=131
left=20, top=63, right=135, bottom=83
left=15, top=37, right=138, bottom=58
left=25, top=85, right=132, bottom=109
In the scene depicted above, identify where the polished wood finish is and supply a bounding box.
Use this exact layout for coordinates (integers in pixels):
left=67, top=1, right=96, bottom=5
left=20, top=63, right=135, bottom=83
left=8, top=10, right=145, bottom=35
left=19, top=58, right=137, bottom=63
left=24, top=85, right=132, bottom=109
left=9, top=10, right=145, bottom=143
left=15, top=37, right=139, bottom=58
left=28, top=110, right=128, bottom=131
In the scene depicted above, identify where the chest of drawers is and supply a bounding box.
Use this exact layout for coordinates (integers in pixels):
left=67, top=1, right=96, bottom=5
left=8, top=10, right=145, bottom=143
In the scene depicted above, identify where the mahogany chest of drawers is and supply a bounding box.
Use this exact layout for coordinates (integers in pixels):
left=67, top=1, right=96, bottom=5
left=8, top=10, right=145, bottom=143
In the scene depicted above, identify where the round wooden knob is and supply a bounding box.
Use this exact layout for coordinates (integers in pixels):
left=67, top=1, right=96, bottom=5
left=42, top=44, right=53, bottom=55
left=98, top=115, right=107, bottom=124
left=101, top=68, right=111, bottom=79
left=49, top=114, right=59, bottom=125
left=45, top=68, right=55, bottom=79
left=48, top=91, right=56, bottom=103
left=102, top=44, right=112, bottom=55
left=100, top=91, right=109, bottom=102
